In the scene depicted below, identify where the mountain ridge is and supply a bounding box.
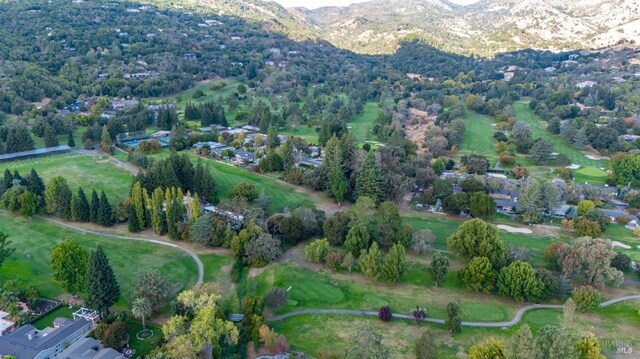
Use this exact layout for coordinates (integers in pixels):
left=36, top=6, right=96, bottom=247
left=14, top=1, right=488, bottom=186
left=285, top=0, right=640, bottom=55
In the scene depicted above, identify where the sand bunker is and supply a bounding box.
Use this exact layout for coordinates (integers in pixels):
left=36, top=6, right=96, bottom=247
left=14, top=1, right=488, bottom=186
left=497, top=225, right=533, bottom=234
left=611, top=240, right=631, bottom=249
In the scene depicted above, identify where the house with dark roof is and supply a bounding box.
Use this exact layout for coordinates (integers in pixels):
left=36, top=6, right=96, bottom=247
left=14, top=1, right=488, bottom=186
left=0, top=317, right=91, bottom=359
left=58, top=337, right=125, bottom=359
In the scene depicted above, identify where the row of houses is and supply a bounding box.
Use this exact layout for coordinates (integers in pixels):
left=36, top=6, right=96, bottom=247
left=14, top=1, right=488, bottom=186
left=194, top=125, right=323, bottom=168
left=417, top=170, right=640, bottom=229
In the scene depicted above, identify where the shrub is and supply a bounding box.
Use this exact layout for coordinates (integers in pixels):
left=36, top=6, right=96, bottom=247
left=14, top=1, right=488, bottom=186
left=412, top=306, right=427, bottom=323
left=378, top=305, right=392, bottom=322
left=611, top=253, right=632, bottom=272
left=341, top=252, right=356, bottom=272
left=499, top=154, right=515, bottom=165
left=411, top=230, right=434, bottom=254
left=324, top=251, right=342, bottom=271
left=264, top=288, right=288, bottom=312
left=304, top=239, right=330, bottom=263
left=229, top=182, right=259, bottom=203
left=574, top=218, right=602, bottom=237
left=572, top=285, right=601, bottom=312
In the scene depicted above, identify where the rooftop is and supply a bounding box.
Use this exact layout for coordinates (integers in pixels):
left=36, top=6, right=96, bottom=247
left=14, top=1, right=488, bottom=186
left=0, top=318, right=90, bottom=358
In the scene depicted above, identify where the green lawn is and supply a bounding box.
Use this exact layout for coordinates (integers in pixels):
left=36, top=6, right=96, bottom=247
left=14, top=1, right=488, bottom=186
left=192, top=154, right=315, bottom=212
left=127, top=321, right=162, bottom=358
left=32, top=306, right=75, bottom=329
left=513, top=101, right=607, bottom=168
left=269, top=294, right=639, bottom=358
left=0, top=152, right=134, bottom=204
left=459, top=111, right=498, bottom=162
left=270, top=309, right=565, bottom=359
left=349, top=102, right=381, bottom=143
left=0, top=213, right=198, bottom=309
left=147, top=79, right=241, bottom=123
left=249, top=263, right=519, bottom=322
left=574, top=166, right=609, bottom=185
left=280, top=125, right=320, bottom=144
left=402, top=212, right=572, bottom=267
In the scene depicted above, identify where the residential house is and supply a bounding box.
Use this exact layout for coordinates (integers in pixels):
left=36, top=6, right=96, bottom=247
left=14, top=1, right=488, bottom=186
left=0, top=318, right=91, bottom=359
left=0, top=311, right=14, bottom=336
left=551, top=204, right=578, bottom=219
left=58, top=337, right=124, bottom=359
left=490, top=190, right=519, bottom=214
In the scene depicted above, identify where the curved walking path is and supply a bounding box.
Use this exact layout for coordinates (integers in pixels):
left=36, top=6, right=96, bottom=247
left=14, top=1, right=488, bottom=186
left=267, top=295, right=640, bottom=327
left=37, top=216, right=204, bottom=285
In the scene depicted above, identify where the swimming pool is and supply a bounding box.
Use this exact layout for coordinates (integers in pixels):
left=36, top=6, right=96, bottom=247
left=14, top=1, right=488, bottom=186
left=122, top=137, right=170, bottom=149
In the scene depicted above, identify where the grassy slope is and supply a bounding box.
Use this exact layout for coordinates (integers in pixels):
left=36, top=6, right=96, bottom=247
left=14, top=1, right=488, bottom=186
left=0, top=152, right=133, bottom=204
left=190, top=154, right=315, bottom=212
left=459, top=111, right=498, bottom=162
left=402, top=212, right=572, bottom=267
left=273, top=299, right=640, bottom=359
left=0, top=213, right=197, bottom=308
left=574, top=166, right=608, bottom=185
left=349, top=102, right=380, bottom=143
left=513, top=101, right=607, bottom=168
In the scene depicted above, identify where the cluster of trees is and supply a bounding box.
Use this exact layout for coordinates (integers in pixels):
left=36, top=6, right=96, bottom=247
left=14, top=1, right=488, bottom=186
left=125, top=182, right=201, bottom=240
left=0, top=123, right=35, bottom=154
left=0, top=169, right=115, bottom=226
left=286, top=123, right=439, bottom=206
left=184, top=100, right=227, bottom=127
left=544, top=237, right=624, bottom=289
left=50, top=242, right=120, bottom=313
left=468, top=323, right=607, bottom=359
left=448, top=219, right=573, bottom=302
left=517, top=180, right=560, bottom=223
left=134, top=154, right=216, bottom=203
left=150, top=284, right=287, bottom=358
left=300, top=198, right=413, bottom=282
left=421, top=177, right=497, bottom=219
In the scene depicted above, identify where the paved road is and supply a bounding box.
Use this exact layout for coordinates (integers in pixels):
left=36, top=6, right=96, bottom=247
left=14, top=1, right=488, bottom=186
left=267, top=295, right=640, bottom=327
left=38, top=216, right=204, bottom=285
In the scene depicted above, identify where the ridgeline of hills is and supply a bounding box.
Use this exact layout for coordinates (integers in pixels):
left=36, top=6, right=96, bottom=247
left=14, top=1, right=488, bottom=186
left=181, top=0, right=638, bottom=56
left=60, top=0, right=640, bottom=56
left=288, top=0, right=640, bottom=55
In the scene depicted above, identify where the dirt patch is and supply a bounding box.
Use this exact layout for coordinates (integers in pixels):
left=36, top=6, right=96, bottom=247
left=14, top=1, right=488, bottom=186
left=404, top=109, right=437, bottom=154
left=31, top=97, right=51, bottom=108
left=581, top=148, right=609, bottom=160
left=497, top=224, right=533, bottom=234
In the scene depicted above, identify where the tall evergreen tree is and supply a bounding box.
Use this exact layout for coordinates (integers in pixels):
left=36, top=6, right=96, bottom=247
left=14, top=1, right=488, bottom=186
left=149, top=187, right=166, bottom=235
left=90, top=189, right=100, bottom=224
left=85, top=245, right=120, bottom=314
left=128, top=204, right=141, bottom=232
left=328, top=146, right=348, bottom=205
left=44, top=125, right=59, bottom=147
left=280, top=140, right=295, bottom=172
left=381, top=243, right=407, bottom=283
left=44, top=176, right=72, bottom=219
left=2, top=169, right=13, bottom=192
left=266, top=125, right=279, bottom=149
left=100, top=126, right=113, bottom=154
left=71, top=187, right=90, bottom=222
left=67, top=129, right=76, bottom=147
left=167, top=196, right=184, bottom=240
left=97, top=191, right=113, bottom=226
left=130, top=182, right=146, bottom=230
left=26, top=168, right=45, bottom=197
left=356, top=151, right=382, bottom=203
left=193, top=160, right=216, bottom=203
left=189, top=192, right=201, bottom=224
